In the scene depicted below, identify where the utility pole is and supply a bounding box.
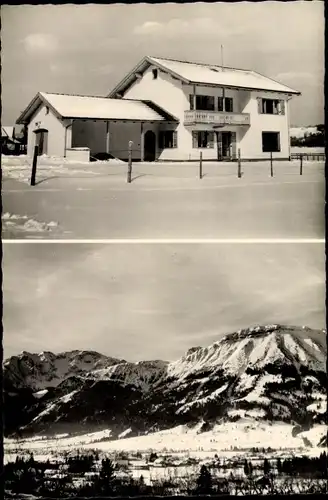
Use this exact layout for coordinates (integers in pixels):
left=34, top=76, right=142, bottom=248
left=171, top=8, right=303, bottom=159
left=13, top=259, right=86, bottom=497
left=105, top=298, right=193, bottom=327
left=221, top=45, right=224, bottom=70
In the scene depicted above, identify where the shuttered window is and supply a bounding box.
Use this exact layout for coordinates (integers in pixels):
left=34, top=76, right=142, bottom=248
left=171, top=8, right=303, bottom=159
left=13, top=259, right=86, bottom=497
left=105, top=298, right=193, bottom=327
left=159, top=131, right=178, bottom=149
left=258, top=98, right=284, bottom=115
left=192, top=131, right=198, bottom=149
left=192, top=131, right=214, bottom=148
left=257, top=98, right=262, bottom=114
left=218, top=97, right=224, bottom=112
left=172, top=131, right=177, bottom=148
left=225, top=97, right=233, bottom=112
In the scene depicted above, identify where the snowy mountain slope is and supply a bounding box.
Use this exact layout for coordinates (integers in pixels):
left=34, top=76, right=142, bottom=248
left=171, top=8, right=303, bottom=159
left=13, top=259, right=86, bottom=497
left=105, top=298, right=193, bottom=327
left=85, top=360, right=168, bottom=391
left=3, top=350, right=122, bottom=391
left=3, top=325, right=327, bottom=439
left=168, top=325, right=325, bottom=381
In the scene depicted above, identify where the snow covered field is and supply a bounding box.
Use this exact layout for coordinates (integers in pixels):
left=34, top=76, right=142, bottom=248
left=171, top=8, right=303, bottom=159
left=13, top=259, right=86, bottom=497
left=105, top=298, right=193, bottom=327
left=290, top=147, right=325, bottom=154
left=1, top=154, right=324, bottom=186
left=2, top=211, right=59, bottom=236
left=4, top=421, right=326, bottom=464
left=2, top=155, right=324, bottom=239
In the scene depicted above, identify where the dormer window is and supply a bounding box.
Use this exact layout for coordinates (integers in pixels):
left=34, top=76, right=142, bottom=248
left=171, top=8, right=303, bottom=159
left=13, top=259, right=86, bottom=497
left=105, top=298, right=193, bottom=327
left=152, top=69, right=158, bottom=80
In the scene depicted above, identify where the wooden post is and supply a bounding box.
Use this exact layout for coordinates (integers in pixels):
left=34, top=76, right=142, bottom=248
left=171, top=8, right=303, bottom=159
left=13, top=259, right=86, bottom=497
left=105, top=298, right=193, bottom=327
left=140, top=123, right=144, bottom=162
left=300, top=154, right=303, bottom=175
left=30, top=145, right=39, bottom=186
left=199, top=152, right=203, bottom=179
left=127, top=141, right=133, bottom=183
left=106, top=121, right=110, bottom=154
left=270, top=151, right=273, bottom=177
left=237, top=148, right=241, bottom=178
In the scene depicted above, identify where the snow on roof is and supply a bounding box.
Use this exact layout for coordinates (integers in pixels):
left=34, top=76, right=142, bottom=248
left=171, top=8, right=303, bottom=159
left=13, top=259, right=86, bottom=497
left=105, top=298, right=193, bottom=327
left=150, top=57, right=300, bottom=94
left=40, top=92, right=170, bottom=121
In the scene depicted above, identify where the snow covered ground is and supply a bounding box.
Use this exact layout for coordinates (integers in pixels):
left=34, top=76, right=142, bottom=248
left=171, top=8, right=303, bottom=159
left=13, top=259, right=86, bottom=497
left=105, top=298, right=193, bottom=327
left=291, top=147, right=325, bottom=154
left=2, top=211, right=58, bottom=236
left=4, top=421, right=326, bottom=463
left=1, top=153, right=324, bottom=191
left=2, top=155, right=324, bottom=239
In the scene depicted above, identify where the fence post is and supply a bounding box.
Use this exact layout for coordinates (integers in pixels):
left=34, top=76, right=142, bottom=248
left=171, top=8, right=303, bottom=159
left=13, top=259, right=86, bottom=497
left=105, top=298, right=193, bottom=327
left=237, top=148, right=241, bottom=178
left=30, top=145, right=39, bottom=186
left=127, top=141, right=133, bottom=183
left=300, top=154, right=303, bottom=176
left=199, top=152, right=203, bottom=179
left=270, top=151, right=273, bottom=177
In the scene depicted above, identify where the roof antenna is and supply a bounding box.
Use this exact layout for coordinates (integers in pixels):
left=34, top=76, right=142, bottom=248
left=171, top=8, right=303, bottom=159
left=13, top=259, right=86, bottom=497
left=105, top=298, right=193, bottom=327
left=221, top=45, right=224, bottom=71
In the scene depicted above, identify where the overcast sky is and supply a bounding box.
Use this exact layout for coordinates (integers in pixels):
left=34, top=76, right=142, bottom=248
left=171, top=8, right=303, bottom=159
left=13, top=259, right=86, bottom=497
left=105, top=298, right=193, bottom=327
left=3, top=243, right=325, bottom=361
left=1, top=2, right=324, bottom=126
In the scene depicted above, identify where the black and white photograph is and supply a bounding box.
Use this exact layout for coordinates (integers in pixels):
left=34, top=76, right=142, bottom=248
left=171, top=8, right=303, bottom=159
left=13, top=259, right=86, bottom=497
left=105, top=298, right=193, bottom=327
left=1, top=1, right=326, bottom=498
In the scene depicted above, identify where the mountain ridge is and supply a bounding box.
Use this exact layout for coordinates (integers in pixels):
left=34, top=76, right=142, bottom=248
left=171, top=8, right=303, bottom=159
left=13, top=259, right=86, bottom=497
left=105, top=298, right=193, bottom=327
left=3, top=324, right=327, bottom=440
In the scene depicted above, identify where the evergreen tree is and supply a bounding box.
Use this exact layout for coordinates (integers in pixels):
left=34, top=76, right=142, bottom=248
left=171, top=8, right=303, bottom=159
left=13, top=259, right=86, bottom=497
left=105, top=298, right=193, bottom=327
left=149, top=452, right=158, bottom=462
left=243, top=459, right=249, bottom=476
left=248, top=461, right=253, bottom=477
left=196, top=465, right=213, bottom=494
left=263, top=458, right=271, bottom=476
left=97, top=457, right=115, bottom=495
left=276, top=458, right=282, bottom=474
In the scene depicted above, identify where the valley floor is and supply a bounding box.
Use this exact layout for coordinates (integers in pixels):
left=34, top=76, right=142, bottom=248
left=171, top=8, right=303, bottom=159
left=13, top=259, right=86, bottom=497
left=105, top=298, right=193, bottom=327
left=5, top=421, right=327, bottom=463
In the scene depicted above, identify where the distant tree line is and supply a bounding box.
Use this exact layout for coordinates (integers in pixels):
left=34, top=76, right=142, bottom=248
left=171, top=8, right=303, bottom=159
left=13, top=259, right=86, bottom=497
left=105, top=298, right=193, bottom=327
left=291, top=125, right=325, bottom=147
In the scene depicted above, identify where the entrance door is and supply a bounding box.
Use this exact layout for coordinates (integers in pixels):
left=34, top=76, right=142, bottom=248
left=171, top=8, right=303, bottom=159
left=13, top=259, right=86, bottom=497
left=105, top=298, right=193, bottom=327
left=222, top=132, right=232, bottom=159
left=34, top=129, right=48, bottom=155
left=216, top=131, right=223, bottom=160
left=144, top=130, right=156, bottom=162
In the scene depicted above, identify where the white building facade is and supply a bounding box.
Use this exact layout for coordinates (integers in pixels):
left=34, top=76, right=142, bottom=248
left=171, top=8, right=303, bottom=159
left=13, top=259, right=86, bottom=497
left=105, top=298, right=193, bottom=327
left=17, top=56, right=300, bottom=162
left=108, top=57, right=299, bottom=161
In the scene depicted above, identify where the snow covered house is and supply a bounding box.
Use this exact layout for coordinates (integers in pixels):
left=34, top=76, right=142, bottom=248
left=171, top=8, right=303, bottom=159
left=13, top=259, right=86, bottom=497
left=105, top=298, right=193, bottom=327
left=16, top=55, right=300, bottom=162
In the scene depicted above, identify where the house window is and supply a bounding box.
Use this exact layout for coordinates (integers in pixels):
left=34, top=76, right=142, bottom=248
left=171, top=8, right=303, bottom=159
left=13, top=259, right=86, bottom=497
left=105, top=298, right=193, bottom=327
left=152, top=69, right=158, bottom=80
left=218, top=97, right=233, bottom=112
left=259, top=98, right=285, bottom=115
left=159, top=131, right=177, bottom=149
left=45, top=106, right=49, bottom=115
left=225, top=97, right=233, bottom=112
left=195, top=95, right=215, bottom=111
left=262, top=132, right=281, bottom=152
left=192, top=131, right=214, bottom=148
